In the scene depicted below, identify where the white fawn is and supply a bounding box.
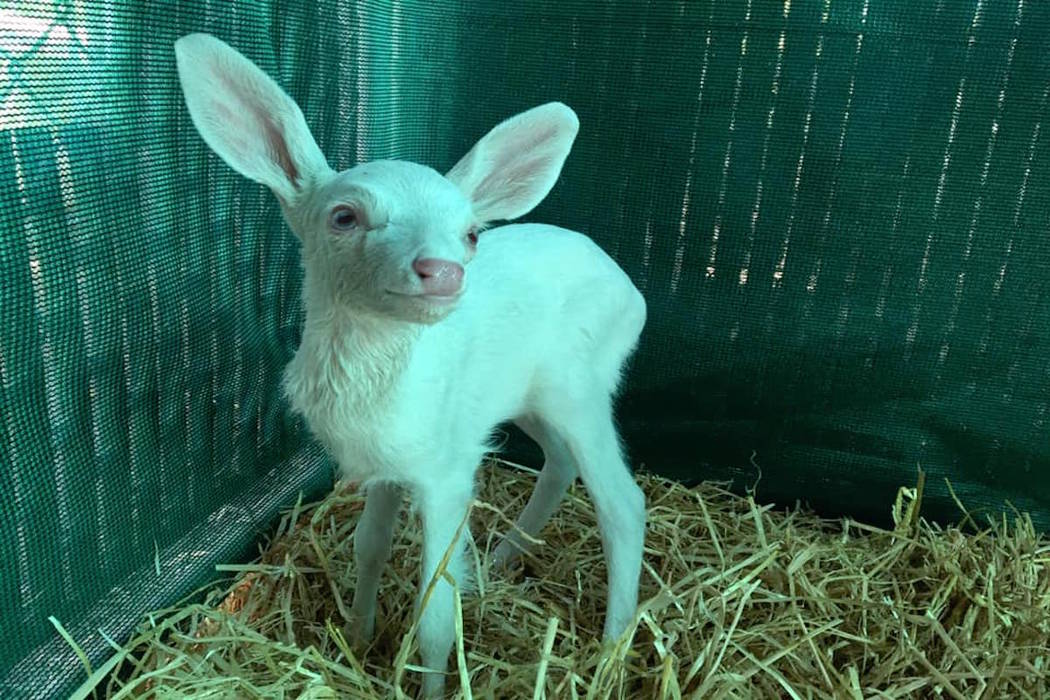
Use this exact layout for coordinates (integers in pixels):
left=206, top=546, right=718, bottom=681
left=175, top=33, right=647, bottom=697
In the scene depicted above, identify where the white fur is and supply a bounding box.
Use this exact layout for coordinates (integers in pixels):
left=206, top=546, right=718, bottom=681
left=175, top=33, right=647, bottom=698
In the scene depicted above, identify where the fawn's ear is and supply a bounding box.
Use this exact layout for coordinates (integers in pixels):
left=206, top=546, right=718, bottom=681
left=445, top=102, right=579, bottom=223
left=174, top=33, right=329, bottom=203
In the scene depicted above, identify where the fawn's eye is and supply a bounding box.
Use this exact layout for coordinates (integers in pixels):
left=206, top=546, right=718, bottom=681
left=329, top=206, right=359, bottom=231
left=466, top=226, right=478, bottom=246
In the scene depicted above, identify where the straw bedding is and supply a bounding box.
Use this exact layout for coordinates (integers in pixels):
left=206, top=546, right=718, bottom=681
left=91, top=460, right=1048, bottom=699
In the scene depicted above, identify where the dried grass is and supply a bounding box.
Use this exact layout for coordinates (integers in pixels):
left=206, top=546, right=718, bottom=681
left=87, top=461, right=1049, bottom=699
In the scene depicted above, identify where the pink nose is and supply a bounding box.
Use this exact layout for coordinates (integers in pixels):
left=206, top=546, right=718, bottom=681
left=412, top=257, right=464, bottom=296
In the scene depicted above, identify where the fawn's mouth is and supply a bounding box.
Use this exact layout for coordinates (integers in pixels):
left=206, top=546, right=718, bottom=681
left=386, top=290, right=462, bottom=306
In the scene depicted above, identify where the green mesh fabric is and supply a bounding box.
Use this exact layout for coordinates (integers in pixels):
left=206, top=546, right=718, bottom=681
left=1, top=1, right=1048, bottom=697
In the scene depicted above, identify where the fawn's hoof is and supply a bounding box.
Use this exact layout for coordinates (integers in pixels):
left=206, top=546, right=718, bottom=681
left=343, top=611, right=375, bottom=650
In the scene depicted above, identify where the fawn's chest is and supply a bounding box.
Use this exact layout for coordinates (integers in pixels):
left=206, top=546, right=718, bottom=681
left=282, top=334, right=439, bottom=483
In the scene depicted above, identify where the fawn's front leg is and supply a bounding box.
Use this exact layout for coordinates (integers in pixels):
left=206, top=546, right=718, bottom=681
left=348, top=481, right=402, bottom=643
left=415, top=480, right=474, bottom=698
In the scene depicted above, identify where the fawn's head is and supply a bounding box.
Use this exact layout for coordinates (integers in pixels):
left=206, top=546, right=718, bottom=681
left=175, top=33, right=578, bottom=324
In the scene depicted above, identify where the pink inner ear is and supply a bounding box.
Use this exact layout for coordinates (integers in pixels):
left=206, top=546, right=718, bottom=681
left=262, top=116, right=299, bottom=184
left=489, top=123, right=560, bottom=172
left=473, top=154, right=550, bottom=207
left=210, top=61, right=299, bottom=186
left=471, top=123, right=562, bottom=207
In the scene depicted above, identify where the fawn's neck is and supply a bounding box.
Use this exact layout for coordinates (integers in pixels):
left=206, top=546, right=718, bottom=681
left=291, top=269, right=420, bottom=409
left=299, top=307, right=417, bottom=395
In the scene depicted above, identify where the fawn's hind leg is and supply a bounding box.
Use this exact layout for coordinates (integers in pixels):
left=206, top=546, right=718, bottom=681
left=493, top=414, right=579, bottom=566
left=533, top=386, right=646, bottom=640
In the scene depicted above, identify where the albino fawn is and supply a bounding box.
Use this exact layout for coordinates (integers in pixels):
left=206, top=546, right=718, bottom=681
left=175, top=33, right=647, bottom=697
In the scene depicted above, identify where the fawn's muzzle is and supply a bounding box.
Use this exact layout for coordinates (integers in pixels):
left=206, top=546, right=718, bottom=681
left=413, top=258, right=464, bottom=297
